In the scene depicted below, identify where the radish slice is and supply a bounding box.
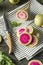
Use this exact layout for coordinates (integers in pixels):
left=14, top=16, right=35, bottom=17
left=29, top=35, right=38, bottom=47
left=17, top=28, right=26, bottom=37
left=26, top=25, right=34, bottom=34
left=16, top=10, right=28, bottom=21
left=28, top=60, right=42, bottom=65
left=19, top=32, right=32, bottom=45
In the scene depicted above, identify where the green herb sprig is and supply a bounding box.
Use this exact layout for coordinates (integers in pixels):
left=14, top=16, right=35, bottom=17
left=11, top=21, right=21, bottom=27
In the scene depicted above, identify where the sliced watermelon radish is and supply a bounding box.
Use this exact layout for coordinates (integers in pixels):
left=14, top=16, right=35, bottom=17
left=29, top=35, right=38, bottom=47
left=17, top=28, right=26, bottom=37
left=26, top=25, right=34, bottom=34
left=28, top=60, right=42, bottom=65
left=19, top=32, right=32, bottom=45
left=19, top=28, right=25, bottom=34
left=16, top=10, right=28, bottom=21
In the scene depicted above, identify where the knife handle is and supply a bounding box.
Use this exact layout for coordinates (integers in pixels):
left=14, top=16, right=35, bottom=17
left=6, top=33, right=12, bottom=54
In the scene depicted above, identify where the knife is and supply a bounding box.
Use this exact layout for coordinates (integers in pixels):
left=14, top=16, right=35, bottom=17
left=3, top=13, right=13, bottom=54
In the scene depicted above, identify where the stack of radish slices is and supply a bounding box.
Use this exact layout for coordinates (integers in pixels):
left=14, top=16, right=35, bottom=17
left=17, top=25, right=40, bottom=47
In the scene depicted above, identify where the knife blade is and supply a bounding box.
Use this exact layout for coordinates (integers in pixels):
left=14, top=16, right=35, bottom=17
left=3, top=13, right=13, bottom=54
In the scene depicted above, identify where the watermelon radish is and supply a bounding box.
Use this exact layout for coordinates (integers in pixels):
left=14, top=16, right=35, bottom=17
left=17, top=28, right=26, bottom=37
left=29, top=35, right=38, bottom=47
left=26, top=25, right=34, bottom=34
left=16, top=10, right=28, bottom=21
left=28, top=60, right=42, bottom=65
left=19, top=32, right=32, bottom=45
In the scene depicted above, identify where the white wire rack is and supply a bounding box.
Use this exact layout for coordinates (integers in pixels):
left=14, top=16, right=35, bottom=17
left=0, top=0, right=43, bottom=60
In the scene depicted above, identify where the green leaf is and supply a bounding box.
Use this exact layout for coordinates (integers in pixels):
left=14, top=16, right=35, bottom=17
left=0, top=51, right=15, bottom=65
left=12, top=63, right=15, bottom=65
left=0, top=51, right=2, bottom=55
left=0, top=55, right=3, bottom=62
left=1, top=60, right=6, bottom=65
left=6, top=60, right=11, bottom=65
left=0, top=51, right=3, bottom=62
left=3, top=54, right=15, bottom=65
left=11, top=21, right=21, bottom=27
left=3, top=55, right=12, bottom=63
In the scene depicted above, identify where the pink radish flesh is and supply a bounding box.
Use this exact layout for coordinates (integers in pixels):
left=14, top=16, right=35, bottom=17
left=18, top=12, right=27, bottom=19
left=30, top=61, right=40, bottom=65
left=19, top=28, right=25, bottom=34
left=20, top=33, right=31, bottom=44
